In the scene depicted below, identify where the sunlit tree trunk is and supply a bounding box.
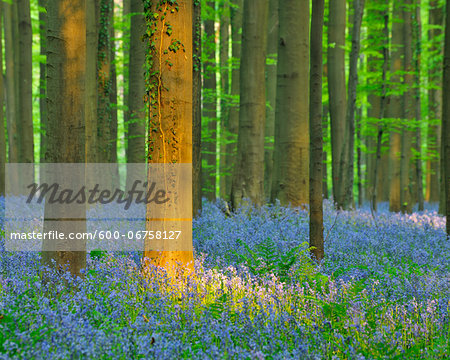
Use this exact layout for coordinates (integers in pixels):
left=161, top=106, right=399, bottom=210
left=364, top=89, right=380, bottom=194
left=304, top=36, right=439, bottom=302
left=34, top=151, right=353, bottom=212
left=202, top=2, right=217, bottom=201
left=264, top=0, right=277, bottom=200
left=193, top=0, right=202, bottom=216
left=126, top=0, right=146, bottom=190
left=143, top=0, right=194, bottom=274
left=327, top=0, right=347, bottom=208
left=309, top=0, right=324, bottom=262
left=225, top=0, right=242, bottom=198
left=271, top=0, right=309, bottom=207
left=426, top=0, right=443, bottom=204
left=231, top=0, right=268, bottom=207
left=42, top=0, right=87, bottom=277
left=388, top=2, right=403, bottom=213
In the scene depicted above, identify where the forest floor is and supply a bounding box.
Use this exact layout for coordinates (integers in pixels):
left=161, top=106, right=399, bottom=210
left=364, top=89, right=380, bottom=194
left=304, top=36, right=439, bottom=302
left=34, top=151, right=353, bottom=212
left=0, top=198, right=449, bottom=359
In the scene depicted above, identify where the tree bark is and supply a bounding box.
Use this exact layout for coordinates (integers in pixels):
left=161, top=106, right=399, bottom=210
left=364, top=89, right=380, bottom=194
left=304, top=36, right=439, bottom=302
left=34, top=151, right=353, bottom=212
left=443, top=0, right=450, bottom=235
left=225, top=0, right=243, bottom=198
left=388, top=2, right=403, bottom=213
left=264, top=0, right=278, bottom=200
left=231, top=0, right=268, bottom=208
left=309, top=0, right=324, bottom=263
left=143, top=0, right=194, bottom=274
left=193, top=0, right=202, bottom=216
left=426, top=0, right=443, bottom=204
left=17, top=0, right=34, bottom=167
left=271, top=0, right=310, bottom=207
left=327, top=0, right=347, bottom=208
left=0, top=6, right=5, bottom=196
left=126, top=0, right=146, bottom=190
left=39, top=0, right=47, bottom=164
left=201, top=2, right=217, bottom=202
left=42, top=0, right=87, bottom=277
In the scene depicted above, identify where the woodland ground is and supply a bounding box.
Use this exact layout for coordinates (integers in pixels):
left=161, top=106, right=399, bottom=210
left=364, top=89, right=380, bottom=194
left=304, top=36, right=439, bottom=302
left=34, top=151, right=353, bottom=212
left=0, top=197, right=449, bottom=359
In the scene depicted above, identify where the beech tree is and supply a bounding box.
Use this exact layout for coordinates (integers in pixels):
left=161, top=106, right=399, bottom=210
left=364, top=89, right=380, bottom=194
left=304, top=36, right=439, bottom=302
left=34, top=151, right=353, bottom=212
left=443, top=0, right=450, bottom=235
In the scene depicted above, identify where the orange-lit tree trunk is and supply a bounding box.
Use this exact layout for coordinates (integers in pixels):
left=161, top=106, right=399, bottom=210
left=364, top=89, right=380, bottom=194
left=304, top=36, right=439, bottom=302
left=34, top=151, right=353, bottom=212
left=143, top=0, right=194, bottom=274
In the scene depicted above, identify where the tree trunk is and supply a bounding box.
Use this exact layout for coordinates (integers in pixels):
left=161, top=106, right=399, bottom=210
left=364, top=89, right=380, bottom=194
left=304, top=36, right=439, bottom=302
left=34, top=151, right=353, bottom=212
left=143, top=0, right=194, bottom=274
left=3, top=2, right=19, bottom=166
left=401, top=1, right=413, bottom=214
left=231, top=0, right=268, bottom=208
left=42, top=0, right=87, bottom=277
left=193, top=0, right=202, bottom=216
left=202, top=3, right=217, bottom=202
left=219, top=3, right=230, bottom=199
left=323, top=105, right=329, bottom=199
left=413, top=0, right=424, bottom=211
left=264, top=0, right=278, bottom=200
left=388, top=2, right=403, bottom=213
left=426, top=0, right=443, bottom=203
left=0, top=6, right=5, bottom=196
left=327, top=0, right=347, bottom=208
left=17, top=0, right=34, bottom=167
left=309, top=0, right=324, bottom=263
left=85, top=0, right=99, bottom=163
left=225, top=0, right=243, bottom=198
left=39, top=0, right=47, bottom=164
left=126, top=0, right=146, bottom=190
left=271, top=0, right=309, bottom=207
left=443, top=0, right=450, bottom=235
left=343, top=0, right=364, bottom=209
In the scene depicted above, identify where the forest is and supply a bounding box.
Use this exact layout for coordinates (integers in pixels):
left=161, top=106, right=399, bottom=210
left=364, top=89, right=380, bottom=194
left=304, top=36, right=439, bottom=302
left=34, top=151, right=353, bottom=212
left=0, top=0, right=449, bottom=358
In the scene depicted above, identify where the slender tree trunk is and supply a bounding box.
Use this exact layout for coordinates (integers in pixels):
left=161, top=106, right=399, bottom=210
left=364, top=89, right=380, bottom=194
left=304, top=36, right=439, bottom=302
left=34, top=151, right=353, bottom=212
left=143, top=0, right=194, bottom=274
left=401, top=1, right=414, bottom=214
left=328, top=0, right=347, bottom=208
left=356, top=105, right=363, bottom=208
left=85, top=0, right=99, bottom=163
left=3, top=2, right=19, bottom=165
left=426, top=0, right=443, bottom=203
left=126, top=0, right=146, bottom=190
left=323, top=105, right=329, bottom=199
left=443, top=0, right=450, bottom=235
left=264, top=0, right=278, bottom=200
left=219, top=3, right=229, bottom=199
left=310, top=0, right=324, bottom=263
left=42, top=0, right=87, bottom=277
left=193, top=0, right=202, bottom=216
left=225, top=0, right=243, bottom=198
left=343, top=0, right=364, bottom=209
left=39, top=0, right=47, bottom=164
left=231, top=0, right=268, bottom=207
left=0, top=7, right=5, bottom=195
left=388, top=2, right=403, bottom=213
left=271, top=0, right=309, bottom=207
left=202, top=3, right=217, bottom=202
left=122, top=0, right=130, bottom=137
left=413, top=0, right=424, bottom=211
left=17, top=0, right=34, bottom=167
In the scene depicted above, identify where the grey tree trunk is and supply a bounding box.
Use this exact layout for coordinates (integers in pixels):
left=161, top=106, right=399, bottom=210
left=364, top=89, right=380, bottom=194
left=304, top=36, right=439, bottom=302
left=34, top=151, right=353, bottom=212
left=231, top=0, right=268, bottom=207
left=0, top=7, right=5, bottom=195
left=42, top=0, right=87, bottom=277
left=202, top=3, right=217, bottom=202
left=271, top=0, right=310, bottom=207
left=264, top=0, right=278, bottom=200
left=327, top=0, right=347, bottom=209
left=443, top=0, right=450, bottom=235
left=309, top=0, right=324, bottom=262
left=39, top=0, right=47, bottom=164
left=126, top=0, right=146, bottom=190
left=225, top=0, right=243, bottom=198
